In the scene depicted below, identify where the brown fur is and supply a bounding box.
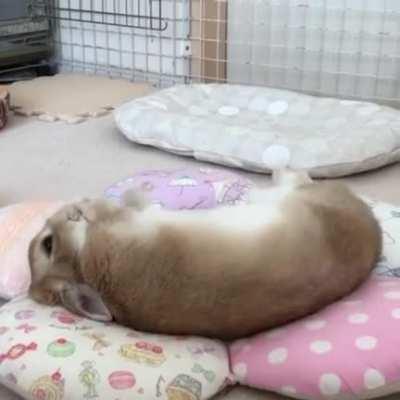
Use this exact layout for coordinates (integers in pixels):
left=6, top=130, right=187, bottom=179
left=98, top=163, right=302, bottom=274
left=28, top=177, right=382, bottom=340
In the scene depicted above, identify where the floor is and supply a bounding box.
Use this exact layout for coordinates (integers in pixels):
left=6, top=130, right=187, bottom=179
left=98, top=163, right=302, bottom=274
left=1, top=114, right=400, bottom=206
left=1, top=114, right=399, bottom=400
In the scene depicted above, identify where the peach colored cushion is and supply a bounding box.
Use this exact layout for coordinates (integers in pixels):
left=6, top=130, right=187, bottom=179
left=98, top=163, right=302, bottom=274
left=0, top=202, right=62, bottom=299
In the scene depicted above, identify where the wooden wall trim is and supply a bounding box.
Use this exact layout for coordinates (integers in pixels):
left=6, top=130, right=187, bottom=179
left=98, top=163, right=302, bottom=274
left=190, top=0, right=227, bottom=83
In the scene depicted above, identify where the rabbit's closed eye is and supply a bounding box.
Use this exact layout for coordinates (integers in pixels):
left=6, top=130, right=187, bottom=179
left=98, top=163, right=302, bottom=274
left=41, top=234, right=53, bottom=257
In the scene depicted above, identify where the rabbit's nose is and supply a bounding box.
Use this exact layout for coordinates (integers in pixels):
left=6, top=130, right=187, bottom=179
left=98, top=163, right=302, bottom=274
left=68, top=207, right=83, bottom=222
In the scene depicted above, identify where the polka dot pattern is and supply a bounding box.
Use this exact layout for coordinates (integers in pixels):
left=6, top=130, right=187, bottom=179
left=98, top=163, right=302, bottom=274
left=230, top=277, right=400, bottom=399
left=364, top=368, right=386, bottom=389
left=347, top=313, right=369, bottom=324
left=267, top=348, right=288, bottom=365
left=310, top=340, right=332, bottom=355
left=355, top=336, right=377, bottom=351
left=319, top=373, right=342, bottom=395
left=118, top=84, right=400, bottom=179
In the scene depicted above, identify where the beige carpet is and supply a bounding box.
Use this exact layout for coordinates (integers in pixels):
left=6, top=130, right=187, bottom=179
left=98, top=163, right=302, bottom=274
left=1, top=114, right=399, bottom=400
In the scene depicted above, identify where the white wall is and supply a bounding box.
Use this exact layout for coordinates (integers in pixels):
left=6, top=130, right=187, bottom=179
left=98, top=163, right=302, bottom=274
left=227, top=0, right=400, bottom=104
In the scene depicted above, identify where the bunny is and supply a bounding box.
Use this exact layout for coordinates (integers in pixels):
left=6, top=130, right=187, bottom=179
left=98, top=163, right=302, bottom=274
left=28, top=169, right=382, bottom=340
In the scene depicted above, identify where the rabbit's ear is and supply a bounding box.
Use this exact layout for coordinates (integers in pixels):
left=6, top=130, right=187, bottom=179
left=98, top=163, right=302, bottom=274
left=60, top=283, right=112, bottom=322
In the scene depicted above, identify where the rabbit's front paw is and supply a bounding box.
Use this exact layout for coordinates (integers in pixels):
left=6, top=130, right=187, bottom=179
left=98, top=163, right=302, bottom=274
left=54, top=203, right=85, bottom=223
left=74, top=199, right=118, bottom=223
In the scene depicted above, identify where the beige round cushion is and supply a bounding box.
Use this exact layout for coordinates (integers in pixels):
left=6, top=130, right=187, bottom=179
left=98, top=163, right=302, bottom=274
left=10, top=74, right=154, bottom=124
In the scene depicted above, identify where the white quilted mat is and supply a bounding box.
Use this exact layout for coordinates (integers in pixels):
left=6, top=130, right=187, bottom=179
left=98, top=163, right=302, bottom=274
left=115, top=84, right=400, bottom=178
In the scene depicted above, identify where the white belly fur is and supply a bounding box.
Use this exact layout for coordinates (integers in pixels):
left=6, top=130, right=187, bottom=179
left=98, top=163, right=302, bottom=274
left=136, top=185, right=293, bottom=235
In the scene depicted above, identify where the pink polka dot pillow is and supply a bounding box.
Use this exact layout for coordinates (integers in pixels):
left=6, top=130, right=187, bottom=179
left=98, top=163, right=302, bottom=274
left=230, top=276, right=400, bottom=399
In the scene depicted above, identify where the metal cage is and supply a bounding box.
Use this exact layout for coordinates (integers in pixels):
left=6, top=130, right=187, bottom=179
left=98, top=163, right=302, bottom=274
left=49, top=0, right=189, bottom=87
left=2, top=1, right=400, bottom=107
left=0, top=0, right=52, bottom=77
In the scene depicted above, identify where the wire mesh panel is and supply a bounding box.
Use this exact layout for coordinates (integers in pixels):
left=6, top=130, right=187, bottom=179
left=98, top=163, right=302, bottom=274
left=42, top=0, right=167, bottom=31
left=11, top=0, right=400, bottom=107
left=50, top=0, right=191, bottom=87
left=0, top=0, right=52, bottom=75
left=227, top=0, right=400, bottom=107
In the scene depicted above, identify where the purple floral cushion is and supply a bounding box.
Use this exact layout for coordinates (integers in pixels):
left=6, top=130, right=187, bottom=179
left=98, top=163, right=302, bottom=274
left=104, top=168, right=252, bottom=210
